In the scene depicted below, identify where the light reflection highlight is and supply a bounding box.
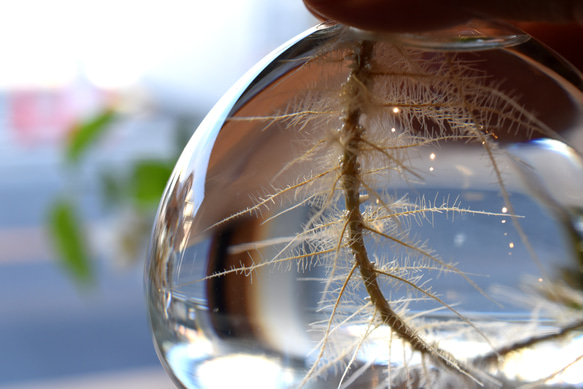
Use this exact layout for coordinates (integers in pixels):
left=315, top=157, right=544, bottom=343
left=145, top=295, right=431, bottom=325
left=501, top=333, right=583, bottom=385
left=197, top=355, right=294, bottom=389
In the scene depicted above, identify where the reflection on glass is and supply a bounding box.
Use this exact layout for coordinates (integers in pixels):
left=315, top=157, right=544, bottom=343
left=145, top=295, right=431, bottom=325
left=146, top=22, right=583, bottom=388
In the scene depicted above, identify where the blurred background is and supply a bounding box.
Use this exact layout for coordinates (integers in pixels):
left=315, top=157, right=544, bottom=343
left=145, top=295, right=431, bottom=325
left=0, top=1, right=316, bottom=388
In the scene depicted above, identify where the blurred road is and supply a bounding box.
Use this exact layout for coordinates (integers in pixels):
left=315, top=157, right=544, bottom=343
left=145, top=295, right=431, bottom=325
left=0, top=140, right=174, bottom=387
left=0, top=368, right=174, bottom=389
left=0, top=258, right=163, bottom=385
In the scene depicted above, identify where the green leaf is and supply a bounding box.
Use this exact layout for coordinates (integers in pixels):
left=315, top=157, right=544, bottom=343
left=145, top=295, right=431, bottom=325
left=66, top=109, right=117, bottom=163
left=130, top=160, right=173, bottom=208
left=47, top=199, right=93, bottom=284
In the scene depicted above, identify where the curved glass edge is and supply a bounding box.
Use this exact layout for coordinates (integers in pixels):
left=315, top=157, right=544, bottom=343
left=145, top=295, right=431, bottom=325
left=228, top=23, right=345, bottom=114
left=145, top=19, right=583, bottom=296
left=145, top=17, right=583, bottom=296
left=510, top=36, right=583, bottom=94
left=145, top=25, right=329, bottom=242
left=143, top=23, right=345, bottom=322
left=348, top=19, right=530, bottom=51
left=143, top=19, right=583, bottom=388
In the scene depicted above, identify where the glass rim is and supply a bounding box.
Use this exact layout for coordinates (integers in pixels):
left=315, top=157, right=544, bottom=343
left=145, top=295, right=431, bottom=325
left=344, top=19, right=530, bottom=51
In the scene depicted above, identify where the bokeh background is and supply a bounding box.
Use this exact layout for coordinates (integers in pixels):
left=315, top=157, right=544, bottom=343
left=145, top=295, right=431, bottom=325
left=0, top=1, right=316, bottom=388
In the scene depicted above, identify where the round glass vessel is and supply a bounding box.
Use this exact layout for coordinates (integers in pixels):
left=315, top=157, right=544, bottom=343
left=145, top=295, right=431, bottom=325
left=146, top=21, right=583, bottom=388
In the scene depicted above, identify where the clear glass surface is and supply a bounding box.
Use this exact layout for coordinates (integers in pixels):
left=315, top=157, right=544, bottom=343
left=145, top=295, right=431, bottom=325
left=146, top=22, right=583, bottom=388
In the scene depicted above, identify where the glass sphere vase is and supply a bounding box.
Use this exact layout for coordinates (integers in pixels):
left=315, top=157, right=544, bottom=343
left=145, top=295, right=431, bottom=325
left=145, top=21, right=583, bottom=389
